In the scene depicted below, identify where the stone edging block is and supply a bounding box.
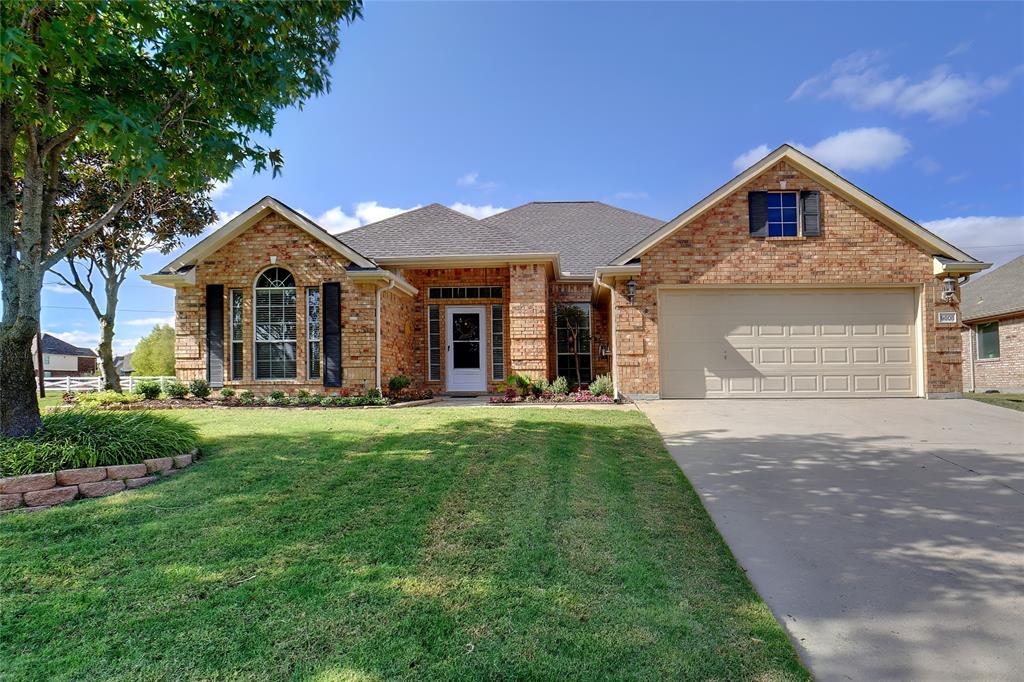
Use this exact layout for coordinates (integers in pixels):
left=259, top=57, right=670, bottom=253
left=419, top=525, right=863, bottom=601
left=1, top=448, right=200, bottom=512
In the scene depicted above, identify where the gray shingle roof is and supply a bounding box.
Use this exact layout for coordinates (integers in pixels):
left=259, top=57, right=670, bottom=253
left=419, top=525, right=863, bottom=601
left=960, top=255, right=1024, bottom=322
left=338, top=204, right=519, bottom=259
left=335, top=201, right=664, bottom=276
left=41, top=333, right=96, bottom=357
left=481, top=202, right=664, bottom=276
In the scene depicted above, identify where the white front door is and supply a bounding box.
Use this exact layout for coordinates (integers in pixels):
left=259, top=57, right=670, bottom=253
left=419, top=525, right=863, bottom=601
left=446, top=306, right=487, bottom=393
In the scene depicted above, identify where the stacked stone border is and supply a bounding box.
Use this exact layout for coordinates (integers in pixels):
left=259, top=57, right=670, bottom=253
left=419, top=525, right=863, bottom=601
left=0, top=449, right=199, bottom=513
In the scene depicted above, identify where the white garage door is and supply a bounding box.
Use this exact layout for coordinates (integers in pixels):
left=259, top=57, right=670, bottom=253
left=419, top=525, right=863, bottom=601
left=659, top=289, right=918, bottom=398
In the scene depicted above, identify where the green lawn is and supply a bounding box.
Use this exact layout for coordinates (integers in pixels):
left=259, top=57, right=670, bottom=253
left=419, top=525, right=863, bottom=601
left=37, top=394, right=64, bottom=409
left=1, top=408, right=807, bottom=681
left=966, top=392, right=1024, bottom=412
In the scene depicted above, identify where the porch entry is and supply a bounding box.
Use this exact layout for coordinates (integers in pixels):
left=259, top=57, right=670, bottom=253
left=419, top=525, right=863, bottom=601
left=445, top=305, right=487, bottom=393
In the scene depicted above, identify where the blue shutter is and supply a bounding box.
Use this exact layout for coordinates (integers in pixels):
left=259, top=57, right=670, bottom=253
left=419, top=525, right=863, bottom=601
left=748, top=192, right=768, bottom=237
left=322, top=282, right=342, bottom=387
left=206, top=284, right=224, bottom=387
left=801, top=191, right=821, bottom=236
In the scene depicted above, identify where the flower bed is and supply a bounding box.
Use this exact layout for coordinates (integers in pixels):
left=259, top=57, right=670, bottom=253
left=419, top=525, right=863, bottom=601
left=61, top=386, right=434, bottom=410
left=488, top=373, right=617, bottom=404
left=0, top=410, right=199, bottom=476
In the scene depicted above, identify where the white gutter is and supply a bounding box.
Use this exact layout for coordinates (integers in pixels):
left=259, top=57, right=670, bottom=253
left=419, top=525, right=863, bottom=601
left=594, top=277, right=620, bottom=401
left=375, top=279, right=398, bottom=391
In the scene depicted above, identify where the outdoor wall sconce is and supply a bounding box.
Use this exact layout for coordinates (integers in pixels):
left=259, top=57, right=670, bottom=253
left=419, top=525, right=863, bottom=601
left=942, top=275, right=957, bottom=302
left=625, top=278, right=637, bottom=304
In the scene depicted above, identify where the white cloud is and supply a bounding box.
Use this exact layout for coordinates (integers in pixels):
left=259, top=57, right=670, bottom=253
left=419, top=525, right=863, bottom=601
left=791, top=50, right=1024, bottom=122
left=922, top=216, right=1024, bottom=268
left=915, top=157, right=942, bottom=175
left=947, top=40, right=973, bottom=57
left=456, top=171, right=498, bottom=191
left=315, top=201, right=422, bottom=233
left=43, top=283, right=78, bottom=295
left=122, top=316, right=175, bottom=327
left=448, top=203, right=507, bottom=219
left=732, top=128, right=910, bottom=173
left=209, top=179, right=232, bottom=199
left=946, top=172, right=968, bottom=185
left=731, top=144, right=773, bottom=172
left=610, top=191, right=650, bottom=201
left=44, top=329, right=141, bottom=355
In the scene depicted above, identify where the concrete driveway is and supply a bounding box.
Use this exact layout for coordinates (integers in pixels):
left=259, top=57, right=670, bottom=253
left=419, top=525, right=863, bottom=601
left=639, top=398, right=1024, bottom=682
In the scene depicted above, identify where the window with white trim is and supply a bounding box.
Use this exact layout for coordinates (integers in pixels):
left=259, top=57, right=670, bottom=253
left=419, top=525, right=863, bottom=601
left=491, top=304, right=504, bottom=381
left=230, top=289, right=243, bottom=380
left=428, top=305, right=441, bottom=381
left=307, top=287, right=321, bottom=380
left=977, top=321, right=1000, bottom=360
left=254, top=267, right=297, bottom=380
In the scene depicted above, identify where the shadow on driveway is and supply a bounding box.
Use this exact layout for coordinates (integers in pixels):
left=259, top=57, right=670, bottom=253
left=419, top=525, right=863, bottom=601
left=640, top=398, right=1024, bottom=682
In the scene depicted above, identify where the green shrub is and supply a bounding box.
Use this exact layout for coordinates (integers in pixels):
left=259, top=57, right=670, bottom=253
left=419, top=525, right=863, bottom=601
left=531, top=378, right=547, bottom=398
left=266, top=390, right=289, bottom=406
left=550, top=376, right=569, bottom=395
left=76, top=390, right=145, bottom=406
left=365, top=387, right=382, bottom=401
left=165, top=381, right=188, bottom=399
left=189, top=378, right=211, bottom=399
left=133, top=381, right=161, bottom=400
left=589, top=374, right=613, bottom=397
left=319, top=396, right=334, bottom=407
left=295, top=389, right=319, bottom=406
left=238, top=390, right=255, bottom=405
left=220, top=387, right=236, bottom=398
left=0, top=410, right=199, bottom=476
left=388, top=374, right=411, bottom=393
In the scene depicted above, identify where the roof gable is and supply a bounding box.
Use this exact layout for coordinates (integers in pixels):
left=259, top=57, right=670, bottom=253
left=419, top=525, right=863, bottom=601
left=613, top=145, right=981, bottom=266
left=40, top=333, right=95, bottom=357
left=961, top=255, right=1024, bottom=321
left=151, top=197, right=376, bottom=278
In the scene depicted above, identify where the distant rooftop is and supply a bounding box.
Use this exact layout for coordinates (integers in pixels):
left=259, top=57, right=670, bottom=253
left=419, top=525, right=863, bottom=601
left=960, top=255, right=1024, bottom=322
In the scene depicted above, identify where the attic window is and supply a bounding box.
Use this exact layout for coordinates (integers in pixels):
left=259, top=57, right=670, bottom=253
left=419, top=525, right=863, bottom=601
left=766, top=192, right=799, bottom=237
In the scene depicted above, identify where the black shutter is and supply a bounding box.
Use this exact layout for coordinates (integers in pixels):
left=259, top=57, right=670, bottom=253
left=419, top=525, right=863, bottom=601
left=748, top=192, right=768, bottom=237
left=322, top=282, right=342, bottom=387
left=801, top=191, right=821, bottom=236
left=206, top=284, right=224, bottom=387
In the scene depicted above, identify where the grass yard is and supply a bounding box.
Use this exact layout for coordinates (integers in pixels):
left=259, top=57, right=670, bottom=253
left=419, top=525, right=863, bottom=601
left=1, top=408, right=807, bottom=681
left=966, top=392, right=1024, bottom=412
left=37, top=394, right=64, bottom=409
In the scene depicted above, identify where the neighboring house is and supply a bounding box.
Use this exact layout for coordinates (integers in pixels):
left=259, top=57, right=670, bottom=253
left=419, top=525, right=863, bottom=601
left=32, top=333, right=97, bottom=378
left=960, top=255, right=1024, bottom=393
left=144, top=145, right=988, bottom=399
left=113, top=352, right=135, bottom=376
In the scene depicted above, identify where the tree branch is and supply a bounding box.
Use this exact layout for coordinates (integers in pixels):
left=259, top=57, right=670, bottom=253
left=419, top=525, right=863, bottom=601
left=42, top=185, right=136, bottom=269
left=40, top=123, right=82, bottom=157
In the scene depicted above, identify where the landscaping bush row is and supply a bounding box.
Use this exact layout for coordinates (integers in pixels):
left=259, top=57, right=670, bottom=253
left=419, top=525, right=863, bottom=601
left=489, top=373, right=616, bottom=403
left=63, top=383, right=434, bottom=410
left=0, top=410, right=199, bottom=476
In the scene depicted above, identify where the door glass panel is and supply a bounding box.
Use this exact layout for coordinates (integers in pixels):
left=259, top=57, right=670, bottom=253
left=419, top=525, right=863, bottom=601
left=452, top=313, right=481, bottom=369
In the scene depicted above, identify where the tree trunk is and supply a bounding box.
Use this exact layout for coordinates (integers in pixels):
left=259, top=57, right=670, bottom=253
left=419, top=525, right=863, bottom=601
left=98, top=316, right=121, bottom=392
left=0, top=326, right=43, bottom=437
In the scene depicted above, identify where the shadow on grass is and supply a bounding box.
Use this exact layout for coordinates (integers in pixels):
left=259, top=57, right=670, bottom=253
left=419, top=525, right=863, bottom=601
left=1, top=409, right=808, bottom=681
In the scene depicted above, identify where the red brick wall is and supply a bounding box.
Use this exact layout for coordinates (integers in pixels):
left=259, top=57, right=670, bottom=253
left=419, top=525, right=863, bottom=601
left=962, top=315, right=1024, bottom=391
left=548, top=281, right=611, bottom=383
left=174, top=212, right=377, bottom=394
left=509, top=263, right=549, bottom=379
left=400, top=267, right=511, bottom=392
left=614, top=160, right=963, bottom=397
left=379, top=287, right=418, bottom=388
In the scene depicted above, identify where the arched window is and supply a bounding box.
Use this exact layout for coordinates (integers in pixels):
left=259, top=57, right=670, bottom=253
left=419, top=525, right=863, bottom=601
left=254, top=267, right=297, bottom=379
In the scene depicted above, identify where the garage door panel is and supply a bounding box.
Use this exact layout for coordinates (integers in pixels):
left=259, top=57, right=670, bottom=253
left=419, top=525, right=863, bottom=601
left=659, top=289, right=918, bottom=398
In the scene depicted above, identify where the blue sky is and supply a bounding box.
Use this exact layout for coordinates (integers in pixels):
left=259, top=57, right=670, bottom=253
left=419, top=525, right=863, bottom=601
left=44, top=1, right=1024, bottom=354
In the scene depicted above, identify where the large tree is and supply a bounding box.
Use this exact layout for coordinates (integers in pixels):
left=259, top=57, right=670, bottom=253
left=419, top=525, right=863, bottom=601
left=50, top=155, right=217, bottom=392
left=1, top=0, right=362, bottom=435
left=131, top=323, right=175, bottom=377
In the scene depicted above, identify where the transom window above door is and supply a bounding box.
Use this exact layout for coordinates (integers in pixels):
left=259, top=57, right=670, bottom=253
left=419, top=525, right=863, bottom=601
left=428, top=286, right=503, bottom=300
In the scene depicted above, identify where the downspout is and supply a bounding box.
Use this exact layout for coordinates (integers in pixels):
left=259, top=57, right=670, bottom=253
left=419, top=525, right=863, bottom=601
left=375, top=279, right=397, bottom=392
left=595, top=277, right=620, bottom=401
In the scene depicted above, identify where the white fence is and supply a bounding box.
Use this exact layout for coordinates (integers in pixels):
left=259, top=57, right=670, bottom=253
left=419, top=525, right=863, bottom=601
left=40, top=376, right=177, bottom=394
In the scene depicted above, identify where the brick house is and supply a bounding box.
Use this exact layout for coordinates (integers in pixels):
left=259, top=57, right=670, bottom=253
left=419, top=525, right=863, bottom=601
left=960, top=255, right=1024, bottom=393
left=32, top=333, right=97, bottom=378
left=145, top=145, right=988, bottom=399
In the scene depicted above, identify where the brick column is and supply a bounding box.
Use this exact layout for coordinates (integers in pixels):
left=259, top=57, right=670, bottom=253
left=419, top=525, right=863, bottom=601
left=508, top=263, right=549, bottom=378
